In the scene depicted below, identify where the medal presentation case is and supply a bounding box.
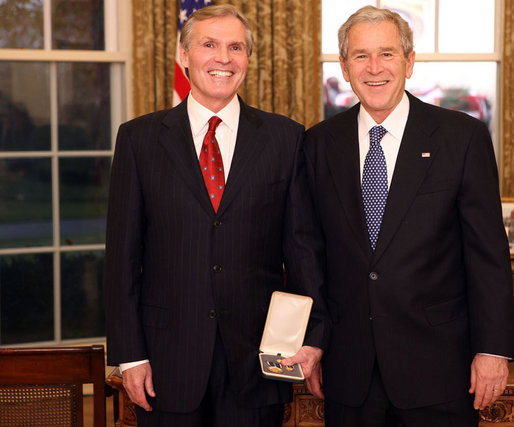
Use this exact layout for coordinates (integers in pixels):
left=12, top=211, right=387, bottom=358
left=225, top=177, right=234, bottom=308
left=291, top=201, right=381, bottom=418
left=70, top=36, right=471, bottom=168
left=259, top=291, right=313, bottom=383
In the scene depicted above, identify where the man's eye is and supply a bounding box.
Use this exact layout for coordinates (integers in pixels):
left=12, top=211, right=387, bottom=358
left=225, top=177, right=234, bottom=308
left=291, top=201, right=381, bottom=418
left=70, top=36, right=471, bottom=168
left=205, top=43, right=214, bottom=48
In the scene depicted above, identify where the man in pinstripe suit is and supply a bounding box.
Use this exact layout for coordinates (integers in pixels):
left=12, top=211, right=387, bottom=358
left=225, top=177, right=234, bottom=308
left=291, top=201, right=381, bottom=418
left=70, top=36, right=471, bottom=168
left=104, top=5, right=329, bottom=426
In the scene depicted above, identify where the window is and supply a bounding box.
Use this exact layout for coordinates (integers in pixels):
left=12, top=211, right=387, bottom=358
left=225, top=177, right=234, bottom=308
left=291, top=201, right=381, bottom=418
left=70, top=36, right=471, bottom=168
left=0, top=0, right=131, bottom=345
left=322, top=0, right=501, bottom=155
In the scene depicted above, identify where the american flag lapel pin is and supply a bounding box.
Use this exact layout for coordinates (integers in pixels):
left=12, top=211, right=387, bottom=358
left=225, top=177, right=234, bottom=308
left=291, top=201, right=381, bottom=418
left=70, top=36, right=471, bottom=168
left=421, top=152, right=431, bottom=158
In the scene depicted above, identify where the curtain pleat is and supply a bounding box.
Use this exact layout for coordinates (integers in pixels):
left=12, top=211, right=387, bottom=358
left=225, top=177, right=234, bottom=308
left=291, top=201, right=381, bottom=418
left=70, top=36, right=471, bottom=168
left=133, top=0, right=177, bottom=116
left=502, top=1, right=514, bottom=196
left=132, top=0, right=321, bottom=128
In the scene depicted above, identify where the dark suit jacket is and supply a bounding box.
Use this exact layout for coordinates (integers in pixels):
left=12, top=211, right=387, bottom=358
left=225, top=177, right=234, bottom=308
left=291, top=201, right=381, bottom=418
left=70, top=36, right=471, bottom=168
left=104, top=98, right=329, bottom=412
left=304, top=92, right=514, bottom=409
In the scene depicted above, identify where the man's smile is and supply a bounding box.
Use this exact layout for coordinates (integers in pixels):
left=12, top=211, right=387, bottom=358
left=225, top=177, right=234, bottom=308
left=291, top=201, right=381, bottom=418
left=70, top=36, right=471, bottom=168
left=209, top=70, right=234, bottom=77
left=365, top=80, right=388, bottom=86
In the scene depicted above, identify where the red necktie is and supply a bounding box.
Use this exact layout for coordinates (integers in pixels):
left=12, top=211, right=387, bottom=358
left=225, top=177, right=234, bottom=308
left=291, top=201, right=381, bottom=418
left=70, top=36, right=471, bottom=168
left=199, top=116, right=224, bottom=212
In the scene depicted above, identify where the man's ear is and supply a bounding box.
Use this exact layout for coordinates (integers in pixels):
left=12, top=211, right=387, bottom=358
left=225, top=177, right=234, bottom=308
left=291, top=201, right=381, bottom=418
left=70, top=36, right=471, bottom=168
left=340, top=56, right=350, bottom=83
left=179, top=44, right=189, bottom=68
left=405, top=50, right=415, bottom=79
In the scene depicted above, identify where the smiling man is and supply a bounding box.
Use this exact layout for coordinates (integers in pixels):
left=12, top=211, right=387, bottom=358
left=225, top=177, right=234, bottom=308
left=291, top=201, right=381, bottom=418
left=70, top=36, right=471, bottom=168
left=104, top=4, right=329, bottom=427
left=304, top=5, right=514, bottom=427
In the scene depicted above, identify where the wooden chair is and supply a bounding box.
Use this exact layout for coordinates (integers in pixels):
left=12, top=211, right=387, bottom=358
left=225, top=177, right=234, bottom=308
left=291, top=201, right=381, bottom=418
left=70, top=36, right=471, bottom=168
left=0, top=345, right=106, bottom=427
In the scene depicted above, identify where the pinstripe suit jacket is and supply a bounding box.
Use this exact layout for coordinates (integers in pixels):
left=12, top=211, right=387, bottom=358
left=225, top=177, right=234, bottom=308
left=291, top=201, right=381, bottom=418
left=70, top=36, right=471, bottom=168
left=104, top=98, right=329, bottom=412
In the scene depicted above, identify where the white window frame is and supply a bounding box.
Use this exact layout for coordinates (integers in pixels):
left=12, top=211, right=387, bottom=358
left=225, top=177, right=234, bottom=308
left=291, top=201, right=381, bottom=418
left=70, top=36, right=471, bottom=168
left=0, top=1, right=133, bottom=346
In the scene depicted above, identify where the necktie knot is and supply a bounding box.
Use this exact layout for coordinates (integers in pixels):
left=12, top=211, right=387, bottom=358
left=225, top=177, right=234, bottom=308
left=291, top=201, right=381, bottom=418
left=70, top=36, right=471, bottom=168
left=369, top=125, right=387, bottom=147
left=208, top=116, right=222, bottom=132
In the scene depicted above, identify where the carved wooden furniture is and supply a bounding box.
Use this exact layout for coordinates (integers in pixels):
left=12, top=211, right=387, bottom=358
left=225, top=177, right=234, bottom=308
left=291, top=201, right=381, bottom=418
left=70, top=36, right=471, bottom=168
left=106, top=364, right=514, bottom=426
left=0, top=345, right=106, bottom=427
left=480, top=363, right=514, bottom=426
left=283, top=383, right=325, bottom=426
left=105, top=368, right=137, bottom=427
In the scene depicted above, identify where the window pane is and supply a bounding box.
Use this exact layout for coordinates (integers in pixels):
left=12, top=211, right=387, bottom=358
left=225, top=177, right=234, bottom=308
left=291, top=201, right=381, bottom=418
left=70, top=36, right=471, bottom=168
left=0, top=62, right=51, bottom=151
left=0, top=253, right=53, bottom=344
left=0, top=158, right=52, bottom=249
left=323, top=62, right=358, bottom=118
left=57, top=62, right=111, bottom=150
left=61, top=251, right=105, bottom=339
left=59, top=157, right=109, bottom=246
left=383, top=0, right=435, bottom=53
left=322, top=0, right=372, bottom=54
left=0, top=0, right=44, bottom=49
left=439, top=0, right=495, bottom=53
left=52, top=0, right=104, bottom=50
left=407, top=62, right=496, bottom=130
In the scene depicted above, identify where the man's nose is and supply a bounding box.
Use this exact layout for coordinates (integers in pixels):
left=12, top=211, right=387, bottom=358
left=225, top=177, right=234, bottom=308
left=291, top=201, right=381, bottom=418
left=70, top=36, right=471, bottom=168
left=367, top=56, right=382, bottom=73
left=215, top=46, right=230, bottom=63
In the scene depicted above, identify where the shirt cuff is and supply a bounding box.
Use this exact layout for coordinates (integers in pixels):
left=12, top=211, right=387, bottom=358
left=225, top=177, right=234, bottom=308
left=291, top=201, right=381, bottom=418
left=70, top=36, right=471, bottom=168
left=478, top=353, right=511, bottom=360
left=119, top=359, right=150, bottom=372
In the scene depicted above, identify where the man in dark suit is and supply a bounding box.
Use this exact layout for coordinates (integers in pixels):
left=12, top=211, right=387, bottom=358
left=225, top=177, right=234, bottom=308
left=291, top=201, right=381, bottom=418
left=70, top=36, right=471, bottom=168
left=104, top=5, right=328, bottom=427
left=303, top=6, right=514, bottom=426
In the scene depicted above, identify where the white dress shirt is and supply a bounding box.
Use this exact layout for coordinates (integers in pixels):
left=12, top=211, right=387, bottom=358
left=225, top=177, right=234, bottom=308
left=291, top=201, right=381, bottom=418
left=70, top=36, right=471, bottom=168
left=188, top=93, right=240, bottom=176
left=358, top=92, right=409, bottom=188
left=119, top=94, right=241, bottom=373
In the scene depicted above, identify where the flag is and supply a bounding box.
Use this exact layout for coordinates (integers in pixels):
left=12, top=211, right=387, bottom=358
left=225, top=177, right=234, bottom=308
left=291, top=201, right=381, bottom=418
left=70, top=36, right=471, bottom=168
left=173, top=0, right=212, bottom=105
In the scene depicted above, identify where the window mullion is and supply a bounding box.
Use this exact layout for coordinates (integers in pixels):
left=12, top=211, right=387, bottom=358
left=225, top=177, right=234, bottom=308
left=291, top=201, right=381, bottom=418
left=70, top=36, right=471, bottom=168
left=496, top=0, right=504, bottom=54
left=50, top=61, right=61, bottom=344
left=44, top=0, right=52, bottom=51
left=434, top=0, right=440, bottom=53
left=105, top=0, right=118, bottom=51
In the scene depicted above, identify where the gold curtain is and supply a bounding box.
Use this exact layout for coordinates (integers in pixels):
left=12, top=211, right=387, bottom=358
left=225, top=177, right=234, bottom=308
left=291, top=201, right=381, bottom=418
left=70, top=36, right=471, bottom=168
left=132, top=0, right=177, bottom=115
left=132, top=0, right=322, bottom=128
left=503, top=1, right=514, bottom=196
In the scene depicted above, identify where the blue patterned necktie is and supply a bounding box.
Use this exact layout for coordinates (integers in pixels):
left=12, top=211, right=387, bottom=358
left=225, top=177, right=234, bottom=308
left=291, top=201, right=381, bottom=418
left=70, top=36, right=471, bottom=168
left=362, top=125, right=388, bottom=251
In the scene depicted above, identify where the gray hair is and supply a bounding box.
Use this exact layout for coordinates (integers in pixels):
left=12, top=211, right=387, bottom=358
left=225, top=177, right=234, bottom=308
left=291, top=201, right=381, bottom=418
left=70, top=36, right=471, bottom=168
left=180, top=4, right=253, bottom=56
left=338, top=5, right=413, bottom=61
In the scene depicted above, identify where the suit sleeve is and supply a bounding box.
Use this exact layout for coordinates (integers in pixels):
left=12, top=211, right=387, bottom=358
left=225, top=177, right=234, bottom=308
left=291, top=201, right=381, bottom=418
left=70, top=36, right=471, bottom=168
left=458, top=120, right=514, bottom=358
left=104, top=123, right=148, bottom=366
left=282, top=125, right=331, bottom=351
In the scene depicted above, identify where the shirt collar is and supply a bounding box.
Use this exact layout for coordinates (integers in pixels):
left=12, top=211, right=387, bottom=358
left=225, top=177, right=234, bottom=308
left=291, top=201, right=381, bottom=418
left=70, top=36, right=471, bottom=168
left=187, top=94, right=240, bottom=138
left=358, top=92, right=410, bottom=142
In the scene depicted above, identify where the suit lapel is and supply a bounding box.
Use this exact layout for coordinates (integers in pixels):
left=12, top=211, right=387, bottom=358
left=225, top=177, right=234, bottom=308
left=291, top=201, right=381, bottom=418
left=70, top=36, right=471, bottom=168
left=326, top=106, right=372, bottom=259
left=216, top=100, right=265, bottom=215
left=159, top=99, right=215, bottom=216
left=373, top=93, right=440, bottom=262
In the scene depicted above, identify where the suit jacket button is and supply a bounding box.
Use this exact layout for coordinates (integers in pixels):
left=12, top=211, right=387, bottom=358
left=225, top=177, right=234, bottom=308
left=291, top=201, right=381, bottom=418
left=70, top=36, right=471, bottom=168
left=369, top=272, right=378, bottom=280
left=213, top=265, right=222, bottom=273
left=208, top=310, right=217, bottom=319
left=213, top=220, right=222, bottom=227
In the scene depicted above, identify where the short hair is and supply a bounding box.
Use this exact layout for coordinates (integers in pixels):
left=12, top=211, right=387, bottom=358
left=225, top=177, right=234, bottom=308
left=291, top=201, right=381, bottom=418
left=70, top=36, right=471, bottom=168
left=180, top=5, right=253, bottom=56
left=338, top=5, right=413, bottom=61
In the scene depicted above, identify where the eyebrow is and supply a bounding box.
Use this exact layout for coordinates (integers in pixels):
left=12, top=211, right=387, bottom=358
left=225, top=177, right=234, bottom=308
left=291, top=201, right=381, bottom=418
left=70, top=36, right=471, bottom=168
left=348, top=46, right=401, bottom=57
left=197, top=36, right=246, bottom=47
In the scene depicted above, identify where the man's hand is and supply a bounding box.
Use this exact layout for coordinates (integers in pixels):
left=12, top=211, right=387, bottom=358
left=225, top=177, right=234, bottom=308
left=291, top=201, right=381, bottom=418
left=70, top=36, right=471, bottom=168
left=122, top=362, right=156, bottom=411
left=280, top=346, right=324, bottom=399
left=469, top=354, right=509, bottom=410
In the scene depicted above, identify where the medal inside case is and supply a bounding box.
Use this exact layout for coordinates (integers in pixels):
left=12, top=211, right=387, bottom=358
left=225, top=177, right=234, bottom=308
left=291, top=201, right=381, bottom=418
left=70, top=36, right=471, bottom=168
left=259, top=291, right=313, bottom=383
